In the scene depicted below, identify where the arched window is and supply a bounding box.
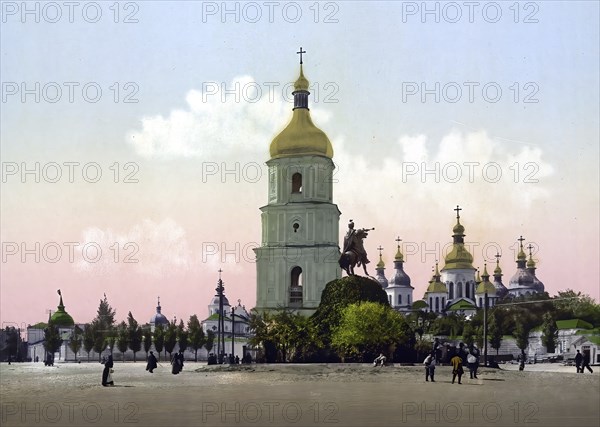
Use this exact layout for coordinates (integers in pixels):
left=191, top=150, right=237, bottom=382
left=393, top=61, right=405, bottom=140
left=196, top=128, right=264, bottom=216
left=292, top=173, right=302, bottom=193
left=429, top=297, right=433, bottom=312
left=389, top=295, right=392, bottom=304
left=290, top=266, right=303, bottom=305
left=435, top=297, right=439, bottom=312
left=449, top=282, right=454, bottom=300
left=466, top=282, right=470, bottom=299
left=398, top=294, right=402, bottom=305
left=408, top=295, right=411, bottom=304
left=442, top=297, right=445, bottom=308
left=457, top=282, right=463, bottom=298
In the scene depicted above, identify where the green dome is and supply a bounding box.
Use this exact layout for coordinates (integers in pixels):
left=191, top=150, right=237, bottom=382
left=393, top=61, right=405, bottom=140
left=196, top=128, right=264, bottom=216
left=51, top=294, right=74, bottom=327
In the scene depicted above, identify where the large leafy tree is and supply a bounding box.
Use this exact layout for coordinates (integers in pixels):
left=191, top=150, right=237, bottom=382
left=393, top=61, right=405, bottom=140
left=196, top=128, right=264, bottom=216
left=143, top=327, right=153, bottom=360
left=43, top=320, right=63, bottom=357
left=553, top=290, right=600, bottom=325
left=91, top=320, right=107, bottom=361
left=462, top=322, right=475, bottom=348
left=187, top=315, right=206, bottom=362
left=205, top=330, right=215, bottom=355
left=177, top=319, right=189, bottom=354
left=331, top=302, right=408, bottom=362
left=91, top=294, right=116, bottom=359
left=82, top=323, right=95, bottom=361
left=116, top=321, right=129, bottom=362
left=127, top=312, right=142, bottom=362
left=164, top=322, right=178, bottom=360
left=488, top=309, right=504, bottom=355
left=153, top=324, right=165, bottom=361
left=68, top=325, right=83, bottom=361
left=541, top=312, right=558, bottom=353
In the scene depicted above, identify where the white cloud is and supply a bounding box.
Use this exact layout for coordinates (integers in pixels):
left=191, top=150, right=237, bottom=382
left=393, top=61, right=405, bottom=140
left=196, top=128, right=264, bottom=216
left=127, top=75, right=331, bottom=161
left=75, top=218, right=191, bottom=277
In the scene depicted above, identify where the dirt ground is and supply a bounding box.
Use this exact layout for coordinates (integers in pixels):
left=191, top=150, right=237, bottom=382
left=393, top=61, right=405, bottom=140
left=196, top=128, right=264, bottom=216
left=1, top=361, right=598, bottom=427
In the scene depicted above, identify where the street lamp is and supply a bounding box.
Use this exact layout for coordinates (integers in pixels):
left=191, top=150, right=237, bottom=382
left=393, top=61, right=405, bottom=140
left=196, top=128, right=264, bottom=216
left=215, top=269, right=225, bottom=364
left=231, top=306, right=236, bottom=363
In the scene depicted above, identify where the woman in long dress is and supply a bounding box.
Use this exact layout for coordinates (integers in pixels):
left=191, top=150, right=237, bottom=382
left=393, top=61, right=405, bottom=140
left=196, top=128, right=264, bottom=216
left=102, top=355, right=114, bottom=386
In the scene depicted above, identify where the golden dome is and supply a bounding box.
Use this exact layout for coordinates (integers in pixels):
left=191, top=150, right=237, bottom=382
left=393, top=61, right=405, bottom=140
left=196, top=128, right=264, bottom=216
left=476, top=280, right=497, bottom=294
left=426, top=263, right=446, bottom=293
left=394, top=246, right=404, bottom=262
left=444, top=244, right=474, bottom=270
left=376, top=253, right=385, bottom=269
left=269, top=66, right=333, bottom=160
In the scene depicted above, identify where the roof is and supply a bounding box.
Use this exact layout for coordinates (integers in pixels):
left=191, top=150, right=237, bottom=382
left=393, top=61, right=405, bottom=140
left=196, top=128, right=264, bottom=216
left=447, top=299, right=477, bottom=311
left=556, top=319, right=593, bottom=330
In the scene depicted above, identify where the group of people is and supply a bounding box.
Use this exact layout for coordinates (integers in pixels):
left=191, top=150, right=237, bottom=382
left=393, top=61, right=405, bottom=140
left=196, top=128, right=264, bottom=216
left=574, top=350, right=594, bottom=373
left=424, top=342, right=480, bottom=384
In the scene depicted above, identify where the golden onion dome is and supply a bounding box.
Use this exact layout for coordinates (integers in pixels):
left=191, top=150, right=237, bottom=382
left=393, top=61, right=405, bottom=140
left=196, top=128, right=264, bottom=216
left=376, top=253, right=385, bottom=269
left=269, top=66, right=333, bottom=160
left=476, top=280, right=497, bottom=294
left=444, top=244, right=474, bottom=270
left=394, top=246, right=404, bottom=262
left=426, top=263, right=446, bottom=293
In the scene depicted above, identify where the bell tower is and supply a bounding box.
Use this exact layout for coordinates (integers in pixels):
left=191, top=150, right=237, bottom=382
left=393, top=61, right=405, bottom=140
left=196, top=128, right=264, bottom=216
left=254, top=50, right=341, bottom=315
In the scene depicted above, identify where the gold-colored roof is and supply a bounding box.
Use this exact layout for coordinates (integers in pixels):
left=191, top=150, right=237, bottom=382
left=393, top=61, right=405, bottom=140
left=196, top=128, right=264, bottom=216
left=376, top=253, right=385, bottom=268
left=426, top=264, right=446, bottom=293
left=294, top=65, right=309, bottom=91
left=444, top=244, right=474, bottom=270
left=494, top=259, right=502, bottom=275
left=476, top=280, right=497, bottom=294
left=269, top=66, right=333, bottom=160
left=394, top=246, right=404, bottom=262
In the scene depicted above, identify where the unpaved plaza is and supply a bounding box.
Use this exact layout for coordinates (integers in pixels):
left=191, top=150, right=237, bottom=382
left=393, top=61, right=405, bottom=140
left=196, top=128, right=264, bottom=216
left=1, top=362, right=598, bottom=427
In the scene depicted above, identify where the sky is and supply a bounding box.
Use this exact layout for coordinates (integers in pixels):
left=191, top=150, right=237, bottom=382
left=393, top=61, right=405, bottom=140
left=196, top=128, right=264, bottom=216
left=1, top=1, right=598, bottom=329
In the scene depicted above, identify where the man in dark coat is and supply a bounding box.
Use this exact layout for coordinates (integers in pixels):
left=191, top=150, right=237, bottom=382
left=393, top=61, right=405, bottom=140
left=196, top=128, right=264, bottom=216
left=146, top=351, right=158, bottom=373
left=575, top=350, right=583, bottom=373
left=102, top=355, right=114, bottom=386
left=581, top=352, right=594, bottom=373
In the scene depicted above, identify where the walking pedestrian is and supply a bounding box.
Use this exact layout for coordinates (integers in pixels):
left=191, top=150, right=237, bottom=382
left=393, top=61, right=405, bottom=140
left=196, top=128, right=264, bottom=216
left=582, top=352, right=594, bottom=373
left=451, top=353, right=464, bottom=384
left=146, top=351, right=158, bottom=373
left=575, top=350, right=583, bottom=373
left=102, top=355, right=114, bottom=386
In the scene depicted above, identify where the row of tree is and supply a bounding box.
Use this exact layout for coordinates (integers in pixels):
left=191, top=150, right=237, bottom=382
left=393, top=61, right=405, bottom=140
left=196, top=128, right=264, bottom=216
left=248, top=279, right=600, bottom=363
left=43, top=295, right=216, bottom=362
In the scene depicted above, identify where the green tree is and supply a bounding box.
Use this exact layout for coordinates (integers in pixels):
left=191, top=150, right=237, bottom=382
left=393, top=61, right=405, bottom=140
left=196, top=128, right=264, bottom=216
left=187, top=315, right=206, bottom=362
left=205, top=330, right=215, bottom=355
left=164, top=322, right=178, bottom=360
left=177, top=319, right=189, bottom=354
left=43, top=320, right=63, bottom=358
left=116, top=321, right=129, bottom=362
left=311, top=276, right=389, bottom=347
left=143, top=327, right=153, bottom=360
left=91, top=320, right=106, bottom=361
left=83, top=323, right=95, bottom=362
left=488, top=310, right=504, bottom=355
left=462, top=322, right=475, bottom=348
left=513, top=318, right=531, bottom=362
left=105, top=326, right=117, bottom=356
left=331, top=302, right=408, bottom=362
left=153, top=324, right=165, bottom=361
left=127, top=312, right=142, bottom=362
left=68, top=325, right=83, bottom=361
left=554, top=290, right=600, bottom=325
left=541, top=312, right=558, bottom=353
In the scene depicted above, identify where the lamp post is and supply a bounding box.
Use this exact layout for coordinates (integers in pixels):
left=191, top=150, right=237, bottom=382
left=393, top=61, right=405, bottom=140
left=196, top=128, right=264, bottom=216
left=483, top=292, right=489, bottom=366
left=216, top=269, right=225, bottom=364
left=231, top=306, right=236, bottom=363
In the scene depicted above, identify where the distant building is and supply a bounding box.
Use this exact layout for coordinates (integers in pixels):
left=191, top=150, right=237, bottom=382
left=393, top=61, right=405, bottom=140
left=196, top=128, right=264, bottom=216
left=375, top=241, right=414, bottom=314
left=149, top=297, right=169, bottom=332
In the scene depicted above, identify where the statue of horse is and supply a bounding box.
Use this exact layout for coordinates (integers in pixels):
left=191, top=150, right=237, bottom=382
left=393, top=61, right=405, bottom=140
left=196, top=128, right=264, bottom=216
left=338, top=228, right=372, bottom=276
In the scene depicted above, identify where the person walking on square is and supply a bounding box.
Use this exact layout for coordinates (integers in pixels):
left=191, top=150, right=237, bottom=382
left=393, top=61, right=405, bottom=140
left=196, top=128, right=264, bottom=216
left=468, top=345, right=480, bottom=379
left=581, top=352, right=594, bottom=373
left=451, top=354, right=464, bottom=384
left=575, top=350, right=583, bottom=373
left=102, top=355, right=114, bottom=386
left=424, top=352, right=436, bottom=382
left=146, top=351, right=158, bottom=373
